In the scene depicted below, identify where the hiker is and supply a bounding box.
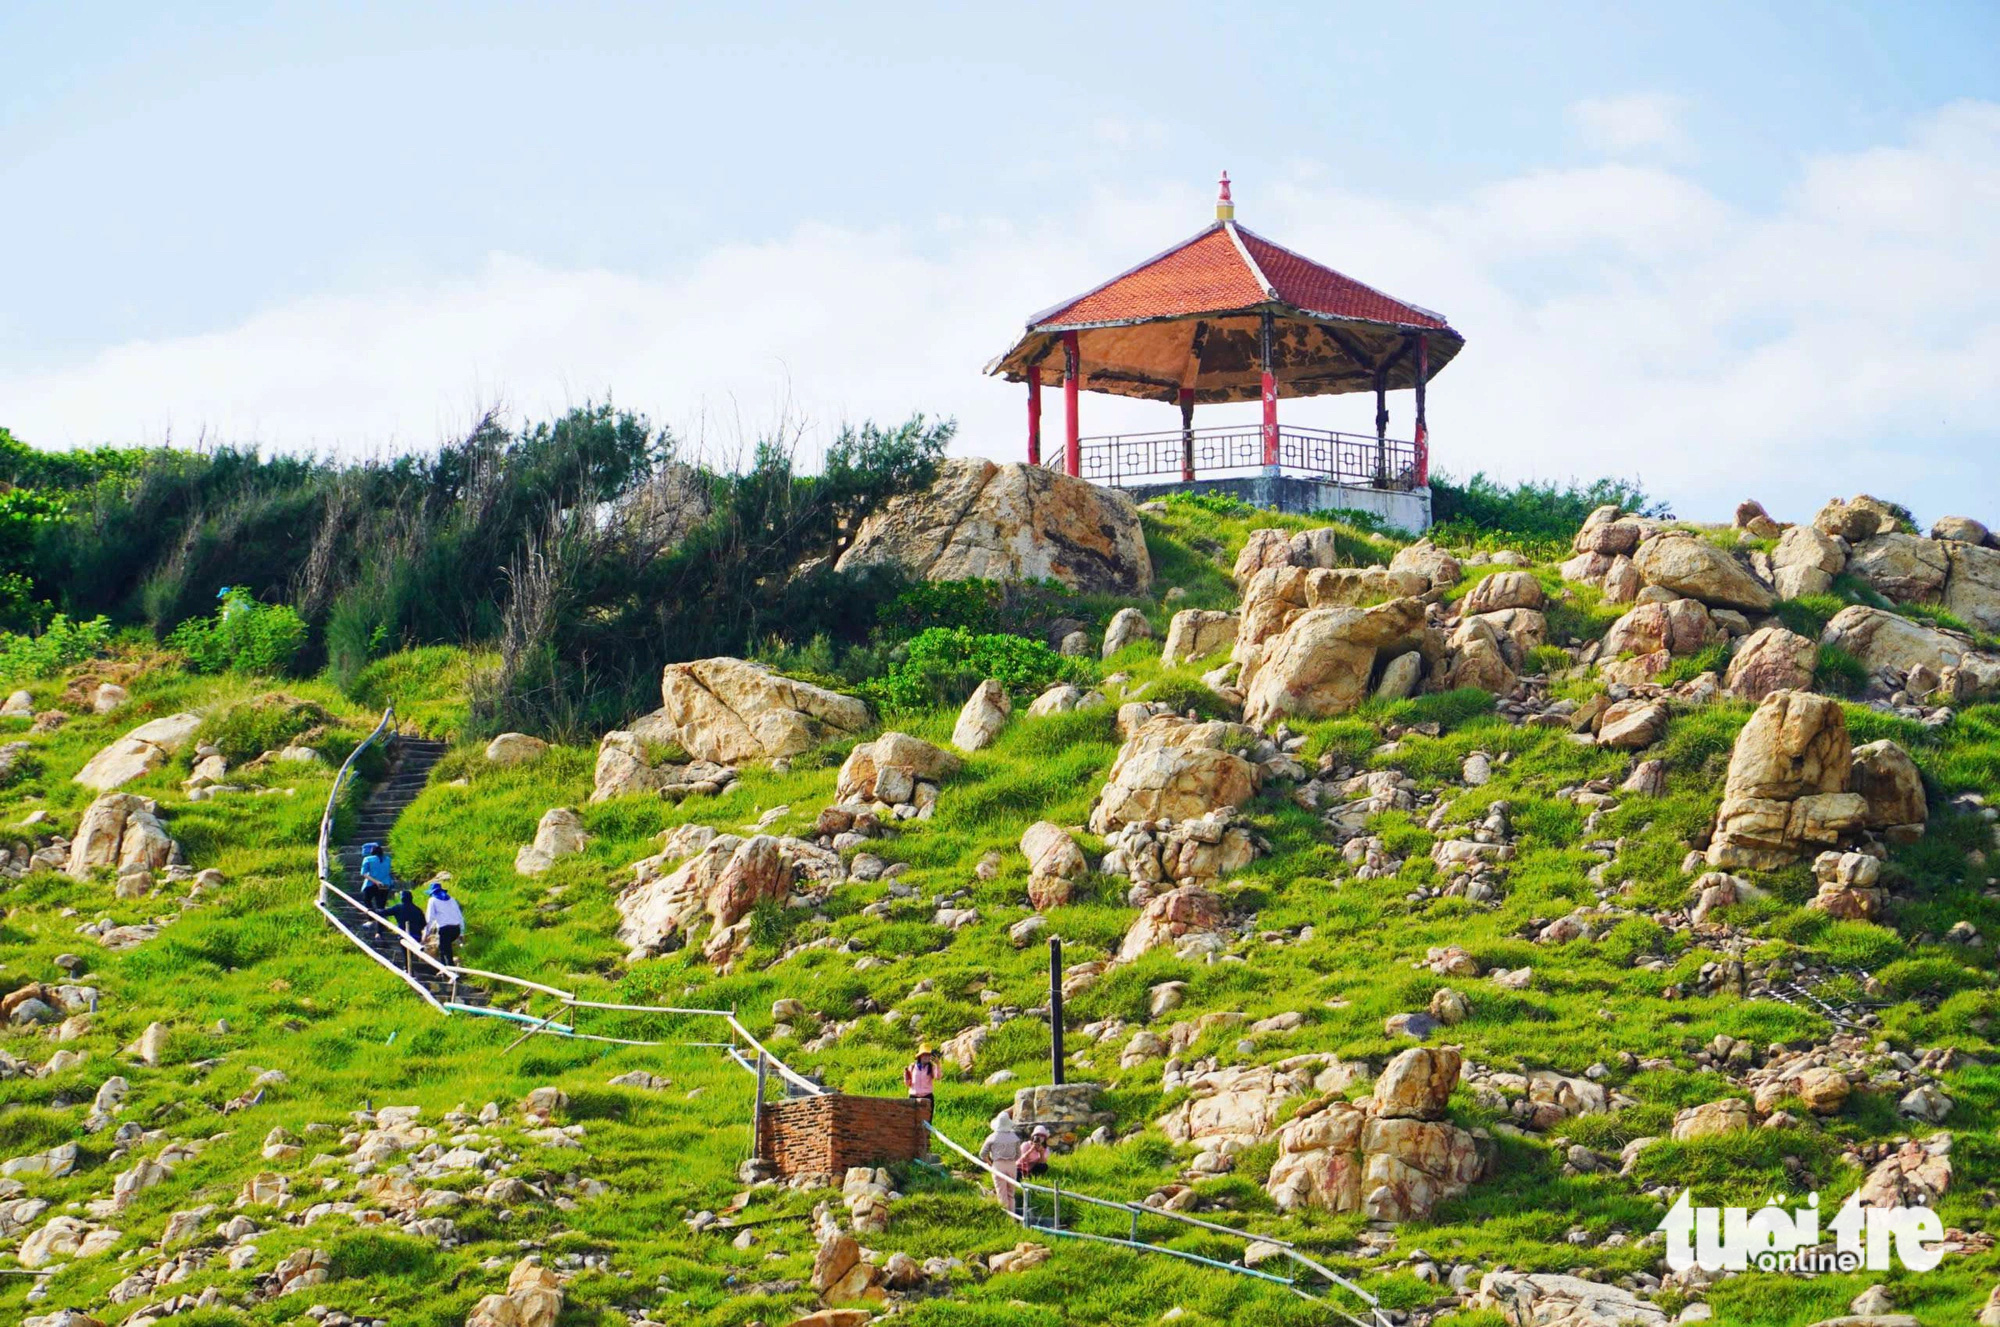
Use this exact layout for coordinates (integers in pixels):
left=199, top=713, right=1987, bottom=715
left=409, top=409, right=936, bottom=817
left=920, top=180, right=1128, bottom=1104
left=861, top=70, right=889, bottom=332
left=978, top=1111, right=1022, bottom=1214
left=425, top=880, right=465, bottom=967
left=386, top=889, right=428, bottom=972
left=1017, top=1125, right=1051, bottom=1179
left=904, top=1044, right=939, bottom=1122
left=357, top=842, right=395, bottom=913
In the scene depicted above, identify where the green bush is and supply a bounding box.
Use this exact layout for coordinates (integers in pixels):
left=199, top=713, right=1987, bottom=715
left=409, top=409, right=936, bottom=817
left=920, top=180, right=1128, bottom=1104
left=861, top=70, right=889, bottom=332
left=1430, top=471, right=1671, bottom=557
left=879, top=578, right=1079, bottom=640
left=862, top=626, right=1086, bottom=711
left=0, top=612, right=113, bottom=681
left=196, top=694, right=335, bottom=762
left=168, top=588, right=308, bottom=675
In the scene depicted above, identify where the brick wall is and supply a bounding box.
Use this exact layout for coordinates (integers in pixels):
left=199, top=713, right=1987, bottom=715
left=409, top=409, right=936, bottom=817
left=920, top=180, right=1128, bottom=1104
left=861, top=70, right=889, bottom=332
left=757, top=1094, right=927, bottom=1178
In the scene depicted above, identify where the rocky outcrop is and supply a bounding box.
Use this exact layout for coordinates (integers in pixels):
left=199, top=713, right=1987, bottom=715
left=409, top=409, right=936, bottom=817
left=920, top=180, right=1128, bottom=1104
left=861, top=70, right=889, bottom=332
left=1598, top=598, right=1722, bottom=684
left=466, top=1257, right=564, bottom=1327
left=1089, top=715, right=1259, bottom=834
left=951, top=680, right=1010, bottom=752
left=67, top=793, right=178, bottom=880
left=657, top=659, right=870, bottom=765
left=1814, top=494, right=1903, bottom=543
left=1772, top=523, right=1847, bottom=599
left=1944, top=540, right=2000, bottom=633
left=1157, top=1056, right=1362, bottom=1151
left=1671, top=1097, right=1750, bottom=1140
left=1707, top=691, right=1864, bottom=869
left=1849, top=533, right=1949, bottom=603
left=74, top=713, right=203, bottom=792
left=1240, top=597, right=1428, bottom=725
left=1462, top=570, right=1544, bottom=615
left=1807, top=850, right=1888, bottom=921
left=1631, top=531, right=1776, bottom=611
left=1101, top=607, right=1152, bottom=658
left=1233, top=566, right=1430, bottom=675
left=614, top=833, right=798, bottom=966
left=1469, top=1273, right=1670, bottom=1327
left=1386, top=539, right=1462, bottom=590
left=1725, top=626, right=1818, bottom=701
left=1020, top=821, right=1086, bottom=911
left=836, top=732, right=958, bottom=808
left=1856, top=1134, right=1951, bottom=1209
left=1822, top=606, right=2000, bottom=698
left=515, top=808, right=587, bottom=875
left=1850, top=739, right=1926, bottom=839
left=1266, top=1047, right=1485, bottom=1221
left=1116, top=884, right=1224, bottom=962
left=835, top=457, right=1151, bottom=594
left=1161, top=610, right=1238, bottom=666
left=1100, top=808, right=1261, bottom=889
left=589, top=731, right=736, bottom=803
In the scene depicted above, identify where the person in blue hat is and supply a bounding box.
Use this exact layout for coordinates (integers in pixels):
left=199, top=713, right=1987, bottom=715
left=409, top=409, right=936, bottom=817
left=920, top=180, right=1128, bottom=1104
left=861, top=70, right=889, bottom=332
left=357, top=842, right=395, bottom=913
left=424, top=879, right=466, bottom=966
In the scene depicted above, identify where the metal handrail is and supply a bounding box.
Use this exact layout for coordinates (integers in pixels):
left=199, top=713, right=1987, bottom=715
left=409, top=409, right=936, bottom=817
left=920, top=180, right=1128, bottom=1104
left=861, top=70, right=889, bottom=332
left=1047, top=422, right=1420, bottom=492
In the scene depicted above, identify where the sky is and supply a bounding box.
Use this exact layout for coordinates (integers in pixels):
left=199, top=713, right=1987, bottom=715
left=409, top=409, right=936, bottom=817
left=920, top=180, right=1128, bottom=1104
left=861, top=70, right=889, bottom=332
left=3, top=0, right=1998, bottom=522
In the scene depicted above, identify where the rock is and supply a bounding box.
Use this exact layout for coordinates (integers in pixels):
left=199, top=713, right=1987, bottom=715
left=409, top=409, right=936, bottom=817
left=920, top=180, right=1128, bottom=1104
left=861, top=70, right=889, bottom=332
left=1847, top=533, right=1948, bottom=603
left=1389, top=538, right=1462, bottom=589
left=1374, top=650, right=1423, bottom=701
left=1808, top=850, right=1888, bottom=921
left=1898, top=1084, right=1954, bottom=1124
left=1735, top=499, right=1782, bottom=538
left=522, top=1086, right=568, bottom=1121
left=1632, top=531, right=1776, bottom=611
left=1621, top=758, right=1667, bottom=796
left=1441, top=620, right=1517, bottom=694
left=951, top=679, right=1011, bottom=753
left=812, top=1230, right=885, bottom=1304
left=1375, top=1047, right=1459, bottom=1121
left=1027, top=682, right=1104, bottom=716
left=658, top=659, right=870, bottom=764
left=1462, top=570, right=1544, bottom=615
left=836, top=457, right=1151, bottom=594
left=1943, top=540, right=2000, bottom=634
left=1814, top=494, right=1900, bottom=543
left=1932, top=516, right=1991, bottom=544
left=1855, top=1135, right=1951, bottom=1209
left=1429, top=988, right=1468, bottom=1025
left=614, top=833, right=796, bottom=966
left=1470, top=1272, right=1670, bottom=1327
left=66, top=793, right=177, bottom=880
left=837, top=731, right=958, bottom=806
left=0, top=689, right=31, bottom=718
left=90, top=683, right=127, bottom=713
left=1240, top=597, right=1428, bottom=724
left=484, top=733, right=549, bottom=765
left=1601, top=598, right=1722, bottom=663
left=1573, top=505, right=1648, bottom=556
left=515, top=808, right=587, bottom=875
left=1596, top=699, right=1668, bottom=750
left=1671, top=1098, right=1750, bottom=1141
left=1850, top=740, right=1926, bottom=835
left=987, top=1242, right=1052, bottom=1276
left=1161, top=610, right=1238, bottom=666
left=1102, top=607, right=1153, bottom=658
left=1088, top=715, right=1259, bottom=834
left=1709, top=691, right=1863, bottom=869
left=1726, top=626, right=1818, bottom=701
left=1117, top=885, right=1223, bottom=962
left=1021, top=822, right=1087, bottom=911
left=467, top=1257, right=565, bottom=1327
left=1824, top=605, right=2000, bottom=697
left=1772, top=523, right=1848, bottom=599
left=1384, top=1011, right=1438, bottom=1040
left=589, top=730, right=735, bottom=803
left=19, top=1215, right=98, bottom=1268
left=74, top=713, right=203, bottom=791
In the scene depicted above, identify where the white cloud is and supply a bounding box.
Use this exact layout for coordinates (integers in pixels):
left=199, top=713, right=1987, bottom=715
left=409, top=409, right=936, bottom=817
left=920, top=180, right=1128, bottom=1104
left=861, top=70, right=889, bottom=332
left=1569, top=92, right=1694, bottom=159
left=4, top=103, right=1999, bottom=523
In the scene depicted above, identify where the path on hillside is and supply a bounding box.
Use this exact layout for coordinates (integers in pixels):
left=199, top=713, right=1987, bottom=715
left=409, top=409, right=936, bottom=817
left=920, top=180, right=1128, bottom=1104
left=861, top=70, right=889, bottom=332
left=312, top=709, right=1386, bottom=1326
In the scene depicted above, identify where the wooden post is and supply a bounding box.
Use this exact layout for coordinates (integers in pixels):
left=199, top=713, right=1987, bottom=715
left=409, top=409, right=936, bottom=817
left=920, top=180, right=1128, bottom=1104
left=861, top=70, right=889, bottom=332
left=1048, top=936, right=1066, bottom=1086
left=1259, top=311, right=1278, bottom=468
left=1413, top=334, right=1430, bottom=487
left=1373, top=364, right=1389, bottom=487
left=1178, top=388, right=1196, bottom=482
left=1026, top=366, right=1043, bottom=467
left=753, top=1051, right=769, bottom=1161
left=1063, top=331, right=1082, bottom=478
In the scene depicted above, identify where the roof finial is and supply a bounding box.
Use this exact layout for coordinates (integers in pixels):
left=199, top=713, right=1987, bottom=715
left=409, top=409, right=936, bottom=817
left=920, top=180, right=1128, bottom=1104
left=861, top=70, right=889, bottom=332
left=1216, top=170, right=1235, bottom=222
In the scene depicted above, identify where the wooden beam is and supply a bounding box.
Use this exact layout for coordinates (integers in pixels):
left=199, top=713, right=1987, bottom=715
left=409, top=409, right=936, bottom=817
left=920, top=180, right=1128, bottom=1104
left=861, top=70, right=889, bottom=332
left=1317, top=325, right=1379, bottom=376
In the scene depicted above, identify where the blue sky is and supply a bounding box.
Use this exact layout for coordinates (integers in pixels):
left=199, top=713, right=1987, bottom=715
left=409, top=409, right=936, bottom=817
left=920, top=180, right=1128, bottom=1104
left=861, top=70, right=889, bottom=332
left=4, top=1, right=1998, bottom=519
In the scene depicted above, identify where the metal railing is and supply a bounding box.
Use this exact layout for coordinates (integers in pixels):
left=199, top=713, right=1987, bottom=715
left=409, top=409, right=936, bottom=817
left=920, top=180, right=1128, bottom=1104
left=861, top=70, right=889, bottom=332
left=311, top=713, right=1387, bottom=1324
left=1046, top=424, right=1420, bottom=491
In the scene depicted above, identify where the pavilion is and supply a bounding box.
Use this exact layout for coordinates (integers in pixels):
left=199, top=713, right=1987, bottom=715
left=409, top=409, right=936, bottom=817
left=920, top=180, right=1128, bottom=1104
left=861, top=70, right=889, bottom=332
left=986, top=174, right=1464, bottom=528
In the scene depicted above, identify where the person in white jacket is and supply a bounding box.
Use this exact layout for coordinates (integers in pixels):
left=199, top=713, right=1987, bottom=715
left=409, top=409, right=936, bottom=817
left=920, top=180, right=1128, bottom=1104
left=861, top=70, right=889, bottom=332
left=424, top=880, right=466, bottom=966
left=978, top=1112, right=1022, bottom=1214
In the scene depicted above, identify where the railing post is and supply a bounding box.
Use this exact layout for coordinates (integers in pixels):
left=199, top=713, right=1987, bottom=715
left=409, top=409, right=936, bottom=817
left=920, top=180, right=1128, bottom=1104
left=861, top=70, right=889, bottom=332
left=1062, top=332, right=1081, bottom=479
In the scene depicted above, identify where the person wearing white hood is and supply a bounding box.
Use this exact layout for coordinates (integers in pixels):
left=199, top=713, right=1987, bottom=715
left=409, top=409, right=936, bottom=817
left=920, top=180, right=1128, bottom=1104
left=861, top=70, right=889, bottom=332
left=978, top=1111, right=1023, bottom=1214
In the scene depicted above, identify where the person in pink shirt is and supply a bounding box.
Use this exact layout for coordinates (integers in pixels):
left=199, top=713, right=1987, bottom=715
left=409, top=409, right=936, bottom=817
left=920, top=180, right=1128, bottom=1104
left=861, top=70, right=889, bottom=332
left=904, top=1044, right=939, bottom=1121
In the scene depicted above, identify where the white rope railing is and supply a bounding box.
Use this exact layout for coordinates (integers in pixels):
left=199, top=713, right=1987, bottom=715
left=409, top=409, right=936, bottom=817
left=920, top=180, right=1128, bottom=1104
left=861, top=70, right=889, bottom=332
left=313, top=710, right=1385, bottom=1323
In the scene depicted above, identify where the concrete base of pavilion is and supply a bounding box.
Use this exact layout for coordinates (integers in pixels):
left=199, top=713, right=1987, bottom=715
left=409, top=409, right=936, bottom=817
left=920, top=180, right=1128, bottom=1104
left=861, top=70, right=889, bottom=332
left=1126, top=475, right=1432, bottom=533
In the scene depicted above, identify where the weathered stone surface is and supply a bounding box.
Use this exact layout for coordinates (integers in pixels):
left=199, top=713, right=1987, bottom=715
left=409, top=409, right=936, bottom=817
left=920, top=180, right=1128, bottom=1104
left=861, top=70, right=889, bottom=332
left=589, top=731, right=734, bottom=802
left=1773, top=523, right=1847, bottom=599
left=1234, top=565, right=1431, bottom=675
left=614, top=833, right=796, bottom=965
left=1671, top=1097, right=1750, bottom=1140
left=1020, top=821, right=1086, bottom=911
left=484, top=733, right=549, bottom=765
left=836, top=732, right=958, bottom=805
left=1709, top=691, right=1859, bottom=868
left=1102, top=607, right=1152, bottom=658
left=1944, top=540, right=2000, bottom=634
left=1375, top=651, right=1422, bottom=700
left=658, top=659, right=870, bottom=764
left=1933, top=516, right=1992, bottom=544
left=1572, top=505, right=1648, bottom=557
left=467, top=1257, right=565, bottom=1327
left=1815, top=494, right=1900, bottom=543
left=74, top=713, right=202, bottom=791
left=1240, top=597, right=1427, bottom=725
left=835, top=457, right=1151, bottom=594
left=1116, top=885, right=1223, bottom=962
left=1725, top=626, right=1818, bottom=701
left=1161, top=610, right=1238, bottom=666
left=1850, top=739, right=1926, bottom=833
left=1601, top=598, right=1721, bottom=663
left=1374, top=1047, right=1459, bottom=1121
left=1596, top=699, right=1668, bottom=750
left=1388, top=538, right=1461, bottom=589
left=1848, top=533, right=1949, bottom=603
left=951, top=679, right=1010, bottom=753
left=1470, top=1272, right=1670, bottom=1327
left=515, top=808, right=587, bottom=875
left=1462, top=570, right=1544, bottom=615
left=1855, top=1135, right=1951, bottom=1209
left=1823, top=605, right=2000, bottom=695
left=1631, top=531, right=1776, bottom=610
left=1089, top=715, right=1259, bottom=834
left=1441, top=616, right=1518, bottom=694
left=67, top=793, right=176, bottom=880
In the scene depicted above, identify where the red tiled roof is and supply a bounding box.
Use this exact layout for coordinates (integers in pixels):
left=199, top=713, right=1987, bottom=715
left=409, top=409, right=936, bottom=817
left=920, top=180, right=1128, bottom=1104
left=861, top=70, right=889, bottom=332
left=1032, top=222, right=1447, bottom=331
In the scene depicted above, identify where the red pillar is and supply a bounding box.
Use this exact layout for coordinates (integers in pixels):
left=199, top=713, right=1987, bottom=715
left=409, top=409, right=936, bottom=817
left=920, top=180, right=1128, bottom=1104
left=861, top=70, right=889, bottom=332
left=1259, top=311, right=1278, bottom=467
left=1063, top=331, right=1081, bottom=478
left=1026, top=366, right=1042, bottom=467
left=1413, top=334, right=1430, bottom=486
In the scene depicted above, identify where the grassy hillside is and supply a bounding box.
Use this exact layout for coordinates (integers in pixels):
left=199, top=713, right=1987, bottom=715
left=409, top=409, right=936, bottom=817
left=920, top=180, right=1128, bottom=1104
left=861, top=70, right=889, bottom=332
left=2, top=497, right=1998, bottom=1327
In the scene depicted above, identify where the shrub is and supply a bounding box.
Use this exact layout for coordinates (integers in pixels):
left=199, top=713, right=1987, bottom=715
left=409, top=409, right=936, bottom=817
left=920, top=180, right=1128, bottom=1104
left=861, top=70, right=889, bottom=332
left=168, top=588, right=308, bottom=675
left=1430, top=471, right=1671, bottom=557
left=879, top=578, right=1079, bottom=640
left=0, top=613, right=113, bottom=681
left=196, top=694, right=335, bottom=763
left=862, top=626, right=1086, bottom=711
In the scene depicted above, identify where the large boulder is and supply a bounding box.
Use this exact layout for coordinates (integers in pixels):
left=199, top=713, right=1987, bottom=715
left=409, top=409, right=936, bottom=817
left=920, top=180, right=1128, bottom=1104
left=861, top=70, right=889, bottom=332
left=1725, top=626, right=1818, bottom=701
left=1631, top=531, right=1776, bottom=611
left=836, top=732, right=958, bottom=806
left=835, top=457, right=1150, bottom=594
left=614, top=833, right=797, bottom=966
left=484, top=733, right=549, bottom=765
left=1234, top=565, right=1430, bottom=673
left=1161, top=610, right=1238, bottom=666
left=1848, top=533, right=1949, bottom=603
left=1240, top=597, right=1428, bottom=725
left=1116, top=884, right=1223, bottom=962
left=1599, top=599, right=1722, bottom=686
left=951, top=679, right=1010, bottom=753
left=1020, top=821, right=1087, bottom=911
left=657, top=659, right=869, bottom=764
left=1101, top=607, right=1152, bottom=658
left=1387, top=539, right=1461, bottom=590
left=1470, top=1273, right=1670, bottom=1327
left=1823, top=606, right=2000, bottom=696
left=1772, top=523, right=1847, bottom=599
left=1708, top=691, right=1862, bottom=869
left=515, top=808, right=587, bottom=875
left=74, top=714, right=203, bottom=792
left=588, top=731, right=735, bottom=803
left=1814, top=494, right=1901, bottom=543
left=67, top=793, right=177, bottom=879
left=1373, top=1046, right=1459, bottom=1121
left=1440, top=617, right=1517, bottom=694
left=1462, top=570, right=1544, bottom=615
left=1943, top=541, right=2000, bottom=633
left=1850, top=739, right=1926, bottom=837
left=1089, top=715, right=1259, bottom=834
